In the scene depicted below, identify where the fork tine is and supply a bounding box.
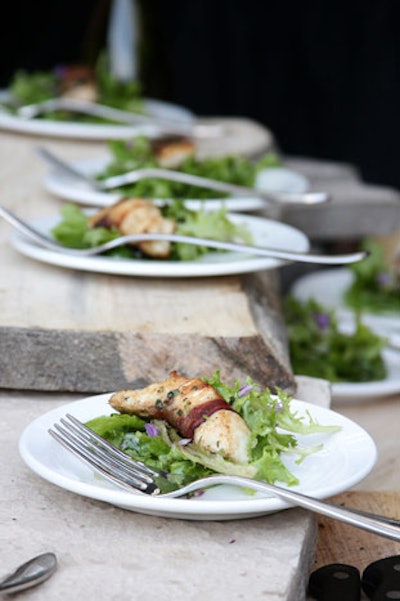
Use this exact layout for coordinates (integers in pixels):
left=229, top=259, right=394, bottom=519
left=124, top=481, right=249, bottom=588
left=48, top=415, right=161, bottom=495
left=64, top=414, right=162, bottom=479
left=54, top=421, right=154, bottom=487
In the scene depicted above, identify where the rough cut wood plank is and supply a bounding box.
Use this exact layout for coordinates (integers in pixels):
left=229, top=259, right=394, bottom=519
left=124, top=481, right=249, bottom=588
left=0, top=244, right=295, bottom=391
left=0, top=128, right=295, bottom=393
left=311, top=491, right=400, bottom=576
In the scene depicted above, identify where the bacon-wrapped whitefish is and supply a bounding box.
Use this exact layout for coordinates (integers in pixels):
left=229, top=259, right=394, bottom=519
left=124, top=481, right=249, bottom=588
left=150, top=136, right=195, bottom=168
left=57, top=65, right=98, bottom=102
left=109, top=371, right=251, bottom=464
left=88, top=198, right=176, bottom=258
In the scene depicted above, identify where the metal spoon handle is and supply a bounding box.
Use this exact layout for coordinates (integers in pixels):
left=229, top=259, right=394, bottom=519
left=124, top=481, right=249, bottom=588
left=0, top=553, right=57, bottom=594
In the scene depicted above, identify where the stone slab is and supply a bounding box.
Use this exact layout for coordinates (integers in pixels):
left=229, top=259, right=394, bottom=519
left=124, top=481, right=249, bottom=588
left=0, top=375, right=330, bottom=601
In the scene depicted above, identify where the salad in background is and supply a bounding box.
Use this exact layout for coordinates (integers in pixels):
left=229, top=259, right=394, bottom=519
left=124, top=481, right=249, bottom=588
left=284, top=295, right=388, bottom=383
left=344, top=238, right=400, bottom=314
left=2, top=54, right=143, bottom=121
left=95, top=135, right=281, bottom=199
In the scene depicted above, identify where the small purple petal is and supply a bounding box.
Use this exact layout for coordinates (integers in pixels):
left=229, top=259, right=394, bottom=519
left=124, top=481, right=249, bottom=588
left=229, top=539, right=236, bottom=544
left=238, top=384, right=253, bottom=397
left=313, top=312, right=330, bottom=330
left=376, top=271, right=393, bottom=288
left=145, top=423, right=159, bottom=437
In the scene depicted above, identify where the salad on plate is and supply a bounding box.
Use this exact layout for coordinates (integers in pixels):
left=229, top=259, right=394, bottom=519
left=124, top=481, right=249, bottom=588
left=284, top=295, right=388, bottom=384
left=2, top=54, right=143, bottom=122
left=85, top=370, right=341, bottom=493
left=92, top=135, right=282, bottom=200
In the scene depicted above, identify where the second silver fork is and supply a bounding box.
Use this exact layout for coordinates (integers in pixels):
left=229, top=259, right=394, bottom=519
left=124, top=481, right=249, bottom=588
left=37, top=147, right=329, bottom=207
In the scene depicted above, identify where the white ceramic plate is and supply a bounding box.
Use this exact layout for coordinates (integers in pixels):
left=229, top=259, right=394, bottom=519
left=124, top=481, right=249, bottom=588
left=11, top=212, right=310, bottom=278
left=291, top=268, right=400, bottom=402
left=44, top=155, right=310, bottom=212
left=18, top=393, right=376, bottom=520
left=332, top=348, right=400, bottom=402
left=0, top=91, right=194, bottom=140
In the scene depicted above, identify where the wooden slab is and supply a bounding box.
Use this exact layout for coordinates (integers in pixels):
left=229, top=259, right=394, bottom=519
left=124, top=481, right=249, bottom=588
left=0, top=250, right=295, bottom=392
left=0, top=128, right=295, bottom=393
left=307, top=492, right=400, bottom=600
left=313, top=491, right=400, bottom=571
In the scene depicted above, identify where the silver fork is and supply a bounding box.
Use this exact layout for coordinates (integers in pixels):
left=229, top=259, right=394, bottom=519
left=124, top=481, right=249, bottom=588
left=0, top=205, right=367, bottom=265
left=17, top=98, right=223, bottom=138
left=49, top=413, right=400, bottom=541
left=37, top=147, right=329, bottom=207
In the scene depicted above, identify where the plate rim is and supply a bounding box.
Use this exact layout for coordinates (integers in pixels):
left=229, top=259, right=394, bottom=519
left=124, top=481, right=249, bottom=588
left=18, top=392, right=377, bottom=520
left=332, top=348, right=400, bottom=400
left=0, top=91, right=194, bottom=140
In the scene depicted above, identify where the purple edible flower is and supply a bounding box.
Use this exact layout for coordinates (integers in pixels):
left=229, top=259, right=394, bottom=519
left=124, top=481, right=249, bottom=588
left=376, top=271, right=393, bottom=289
left=145, top=423, right=159, bottom=437
left=238, top=384, right=253, bottom=397
left=313, top=312, right=330, bottom=330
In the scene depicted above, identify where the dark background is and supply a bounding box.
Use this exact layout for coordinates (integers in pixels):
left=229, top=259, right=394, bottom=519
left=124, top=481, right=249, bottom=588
left=1, top=0, right=399, bottom=190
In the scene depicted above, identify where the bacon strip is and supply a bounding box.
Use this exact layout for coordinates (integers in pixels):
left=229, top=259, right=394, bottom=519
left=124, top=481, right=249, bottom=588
left=109, top=371, right=251, bottom=463
left=168, top=397, right=234, bottom=439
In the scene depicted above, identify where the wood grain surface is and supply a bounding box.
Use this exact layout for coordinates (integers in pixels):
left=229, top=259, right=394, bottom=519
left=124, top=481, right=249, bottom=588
left=313, top=491, right=400, bottom=571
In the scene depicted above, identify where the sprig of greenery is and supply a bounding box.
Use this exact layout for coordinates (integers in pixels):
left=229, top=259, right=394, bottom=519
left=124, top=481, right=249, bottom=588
left=7, top=53, right=143, bottom=120
left=96, top=137, right=281, bottom=200
left=51, top=202, right=252, bottom=262
left=284, top=295, right=387, bottom=382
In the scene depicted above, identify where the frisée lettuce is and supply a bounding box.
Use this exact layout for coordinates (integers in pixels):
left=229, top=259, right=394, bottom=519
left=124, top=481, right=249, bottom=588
left=96, top=136, right=281, bottom=200
left=51, top=201, right=252, bottom=262
left=5, top=53, right=143, bottom=120
left=85, top=372, right=341, bottom=493
left=344, top=238, right=400, bottom=313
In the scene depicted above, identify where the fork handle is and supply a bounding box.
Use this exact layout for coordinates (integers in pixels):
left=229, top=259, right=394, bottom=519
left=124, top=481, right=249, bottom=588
left=173, top=475, right=400, bottom=541
left=19, top=98, right=223, bottom=138
left=101, top=167, right=329, bottom=206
